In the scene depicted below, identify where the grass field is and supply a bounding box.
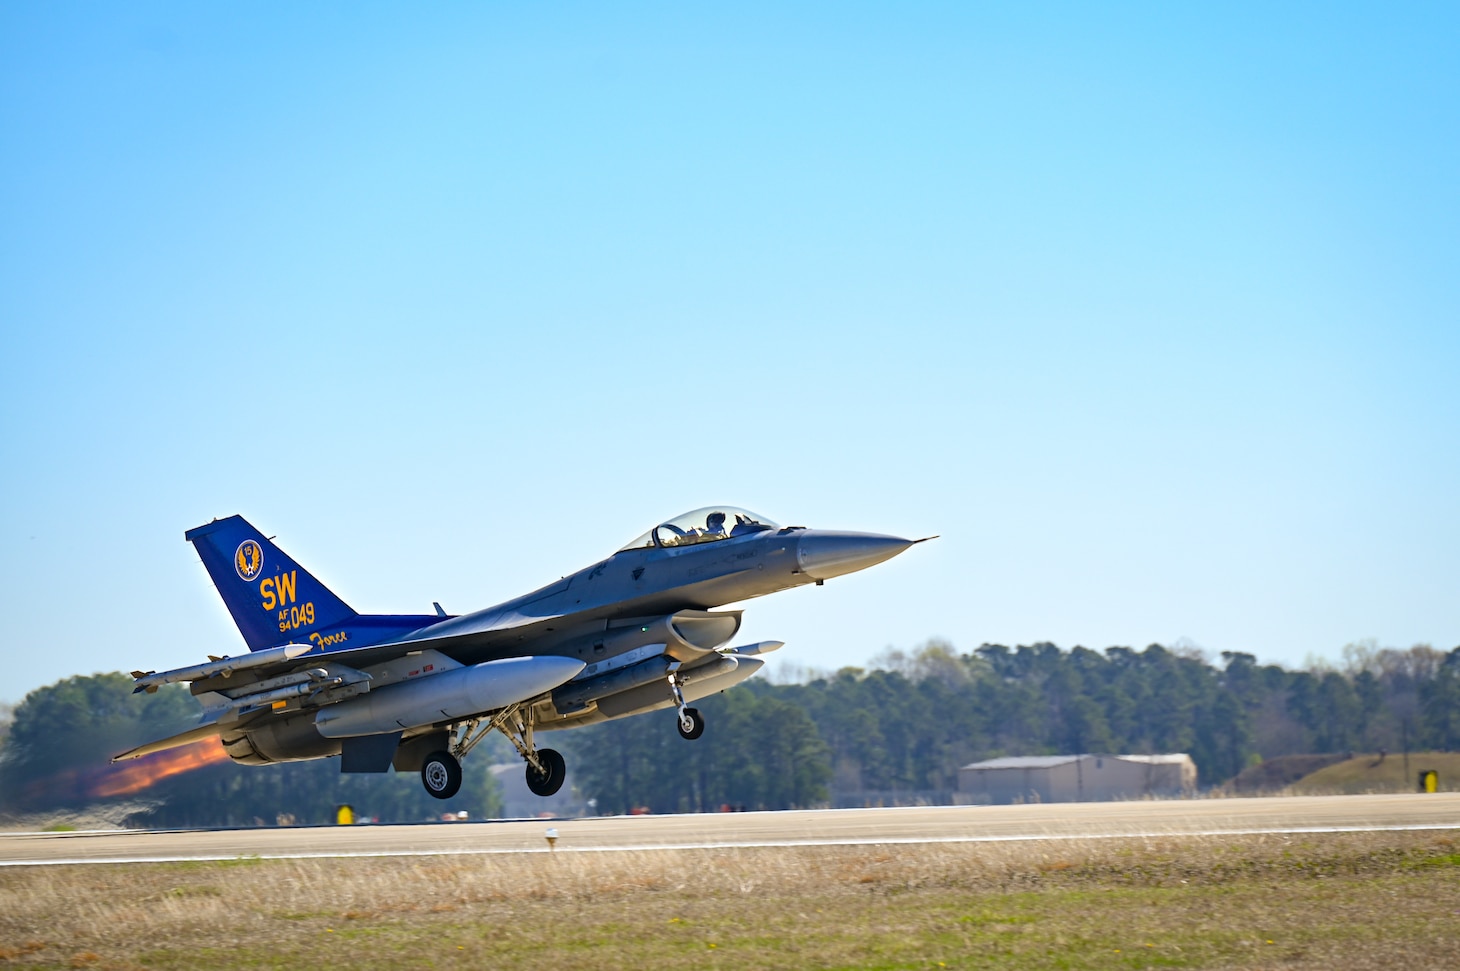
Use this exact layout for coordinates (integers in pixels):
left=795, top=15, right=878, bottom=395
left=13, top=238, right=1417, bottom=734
left=1287, top=752, right=1460, bottom=795
left=3, top=830, right=1459, bottom=970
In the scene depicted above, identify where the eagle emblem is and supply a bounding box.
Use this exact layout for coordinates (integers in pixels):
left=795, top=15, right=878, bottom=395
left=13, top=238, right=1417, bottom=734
left=235, top=540, right=264, bottom=581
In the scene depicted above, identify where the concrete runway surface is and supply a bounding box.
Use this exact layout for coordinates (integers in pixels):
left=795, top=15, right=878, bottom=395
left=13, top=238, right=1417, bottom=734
left=3, top=793, right=1457, bottom=866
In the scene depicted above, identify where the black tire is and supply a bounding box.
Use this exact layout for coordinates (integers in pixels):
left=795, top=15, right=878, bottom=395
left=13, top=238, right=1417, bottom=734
left=421, top=750, right=462, bottom=800
left=677, top=707, right=705, bottom=740
left=526, top=747, right=566, bottom=797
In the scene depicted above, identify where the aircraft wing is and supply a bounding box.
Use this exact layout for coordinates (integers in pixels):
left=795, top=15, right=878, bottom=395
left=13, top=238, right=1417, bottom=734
left=122, top=639, right=429, bottom=741
left=132, top=639, right=428, bottom=689
left=394, top=602, right=569, bottom=649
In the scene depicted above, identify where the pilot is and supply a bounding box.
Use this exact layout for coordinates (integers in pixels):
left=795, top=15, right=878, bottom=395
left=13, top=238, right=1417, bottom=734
left=705, top=511, right=728, bottom=537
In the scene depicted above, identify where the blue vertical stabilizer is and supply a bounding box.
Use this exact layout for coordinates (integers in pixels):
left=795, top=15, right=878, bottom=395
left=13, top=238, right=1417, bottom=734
left=185, top=515, right=359, bottom=651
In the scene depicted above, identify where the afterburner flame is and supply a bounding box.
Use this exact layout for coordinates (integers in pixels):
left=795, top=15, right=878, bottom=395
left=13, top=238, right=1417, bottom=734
left=90, top=737, right=229, bottom=798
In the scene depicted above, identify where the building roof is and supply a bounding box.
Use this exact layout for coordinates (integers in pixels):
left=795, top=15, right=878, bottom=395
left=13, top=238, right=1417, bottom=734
left=962, top=755, right=1082, bottom=769
left=962, top=753, right=1193, bottom=770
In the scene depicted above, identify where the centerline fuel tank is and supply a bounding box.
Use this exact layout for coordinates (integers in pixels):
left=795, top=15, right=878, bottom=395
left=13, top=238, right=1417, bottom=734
left=314, top=654, right=584, bottom=738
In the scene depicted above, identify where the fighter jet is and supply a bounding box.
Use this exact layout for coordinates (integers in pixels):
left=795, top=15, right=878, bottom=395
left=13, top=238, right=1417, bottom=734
left=116, top=507, right=932, bottom=800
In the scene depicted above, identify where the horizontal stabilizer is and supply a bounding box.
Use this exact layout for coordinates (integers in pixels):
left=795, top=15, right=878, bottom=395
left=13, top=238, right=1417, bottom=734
left=111, top=721, right=222, bottom=762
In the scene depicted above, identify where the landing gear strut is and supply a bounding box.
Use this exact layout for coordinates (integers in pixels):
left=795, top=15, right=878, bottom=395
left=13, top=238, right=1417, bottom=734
left=446, top=703, right=568, bottom=799
left=667, top=662, right=705, bottom=740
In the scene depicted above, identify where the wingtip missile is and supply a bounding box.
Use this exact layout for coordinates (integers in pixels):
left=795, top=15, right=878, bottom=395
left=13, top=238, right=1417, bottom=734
left=130, top=643, right=315, bottom=691
left=725, top=640, right=784, bottom=657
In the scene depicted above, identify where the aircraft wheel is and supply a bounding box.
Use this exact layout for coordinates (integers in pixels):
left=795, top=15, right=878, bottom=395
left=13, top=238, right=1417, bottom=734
left=677, top=707, right=705, bottom=740
left=526, top=748, right=566, bottom=797
left=421, top=750, right=462, bottom=800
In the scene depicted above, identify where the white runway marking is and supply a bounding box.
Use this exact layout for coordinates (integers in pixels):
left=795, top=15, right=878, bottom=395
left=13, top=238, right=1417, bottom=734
left=5, top=821, right=1459, bottom=867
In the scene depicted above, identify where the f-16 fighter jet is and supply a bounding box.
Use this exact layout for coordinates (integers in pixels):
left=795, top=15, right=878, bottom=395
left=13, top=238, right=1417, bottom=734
left=117, top=508, right=932, bottom=800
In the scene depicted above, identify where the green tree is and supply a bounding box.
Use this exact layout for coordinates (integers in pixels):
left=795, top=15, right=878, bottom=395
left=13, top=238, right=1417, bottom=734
left=566, top=687, right=831, bottom=813
left=1418, top=649, right=1460, bottom=751
left=0, top=702, right=13, bottom=757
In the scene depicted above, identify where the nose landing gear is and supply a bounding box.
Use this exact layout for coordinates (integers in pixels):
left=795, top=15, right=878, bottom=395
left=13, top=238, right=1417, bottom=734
left=667, top=663, right=706, bottom=740
left=676, top=707, right=705, bottom=740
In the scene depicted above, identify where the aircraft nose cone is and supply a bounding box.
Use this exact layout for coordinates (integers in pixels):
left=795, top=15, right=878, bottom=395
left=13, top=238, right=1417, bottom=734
left=796, top=531, right=918, bottom=581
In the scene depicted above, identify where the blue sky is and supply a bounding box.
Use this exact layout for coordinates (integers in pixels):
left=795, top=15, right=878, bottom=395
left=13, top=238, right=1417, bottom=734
left=2, top=3, right=1457, bottom=702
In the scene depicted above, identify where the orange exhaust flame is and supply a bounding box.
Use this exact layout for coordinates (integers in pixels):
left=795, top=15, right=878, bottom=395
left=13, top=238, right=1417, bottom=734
left=90, top=737, right=230, bottom=798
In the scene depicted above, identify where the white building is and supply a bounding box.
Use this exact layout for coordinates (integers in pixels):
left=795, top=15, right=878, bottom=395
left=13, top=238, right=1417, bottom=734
left=957, top=753, right=1196, bottom=804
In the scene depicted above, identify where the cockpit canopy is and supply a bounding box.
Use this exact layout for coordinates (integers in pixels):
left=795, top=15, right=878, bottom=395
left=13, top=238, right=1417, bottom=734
left=619, top=506, right=781, bottom=551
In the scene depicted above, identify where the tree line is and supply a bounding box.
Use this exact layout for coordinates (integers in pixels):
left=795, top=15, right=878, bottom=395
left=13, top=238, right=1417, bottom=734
left=2, top=641, right=1456, bottom=824
left=559, top=640, right=1460, bottom=813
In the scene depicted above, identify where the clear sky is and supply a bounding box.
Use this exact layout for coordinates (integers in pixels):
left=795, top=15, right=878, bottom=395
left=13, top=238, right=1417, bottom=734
left=2, top=3, right=1457, bottom=703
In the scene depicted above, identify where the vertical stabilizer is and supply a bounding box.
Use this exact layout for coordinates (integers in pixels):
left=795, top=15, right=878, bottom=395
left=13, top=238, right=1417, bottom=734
left=185, top=515, right=357, bottom=651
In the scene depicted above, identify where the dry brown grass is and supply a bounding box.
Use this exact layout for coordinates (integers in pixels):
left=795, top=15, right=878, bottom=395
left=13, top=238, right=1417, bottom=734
left=2, top=831, right=1458, bottom=969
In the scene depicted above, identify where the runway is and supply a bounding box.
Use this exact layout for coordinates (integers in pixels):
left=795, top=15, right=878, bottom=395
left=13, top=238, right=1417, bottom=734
left=3, top=793, right=1457, bottom=866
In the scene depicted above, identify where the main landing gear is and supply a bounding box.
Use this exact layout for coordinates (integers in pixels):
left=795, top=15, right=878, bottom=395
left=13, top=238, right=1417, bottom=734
left=526, top=747, right=566, bottom=797
left=422, top=703, right=568, bottom=801
left=418, top=670, right=712, bottom=800
left=421, top=750, right=463, bottom=800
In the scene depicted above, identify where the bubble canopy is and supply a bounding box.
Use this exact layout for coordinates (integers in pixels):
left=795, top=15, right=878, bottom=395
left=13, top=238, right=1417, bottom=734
left=619, top=507, right=782, bottom=551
